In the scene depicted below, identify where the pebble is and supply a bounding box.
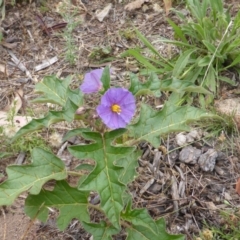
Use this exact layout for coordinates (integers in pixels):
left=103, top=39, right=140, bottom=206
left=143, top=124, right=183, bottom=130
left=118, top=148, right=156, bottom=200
left=179, top=146, right=202, bottom=164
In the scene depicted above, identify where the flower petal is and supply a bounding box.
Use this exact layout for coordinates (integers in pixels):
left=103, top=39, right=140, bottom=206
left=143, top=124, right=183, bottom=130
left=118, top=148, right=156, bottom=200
left=80, top=69, right=103, bottom=94
left=97, top=88, right=136, bottom=129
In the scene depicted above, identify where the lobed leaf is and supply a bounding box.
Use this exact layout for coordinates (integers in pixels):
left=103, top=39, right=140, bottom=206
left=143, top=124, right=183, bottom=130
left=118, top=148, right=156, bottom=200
left=32, top=75, right=72, bottom=106
left=122, top=203, right=184, bottom=240
left=128, top=103, right=214, bottom=148
left=0, top=148, right=67, bottom=206
left=25, top=181, right=89, bottom=230
left=129, top=73, right=161, bottom=97
left=82, top=221, right=119, bottom=240
left=12, top=98, right=80, bottom=141
left=68, top=129, right=136, bottom=229
left=12, top=75, right=83, bottom=141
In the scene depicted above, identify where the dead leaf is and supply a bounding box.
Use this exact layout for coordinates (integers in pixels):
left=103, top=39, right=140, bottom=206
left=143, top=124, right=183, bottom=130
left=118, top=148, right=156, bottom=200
left=124, top=0, right=149, bottom=11
left=236, top=178, right=240, bottom=195
left=0, top=41, right=18, bottom=49
left=3, top=88, right=24, bottom=114
left=0, top=111, right=32, bottom=137
left=163, top=0, right=172, bottom=15
left=205, top=201, right=217, bottom=211
left=0, top=63, right=7, bottom=75
left=95, top=3, right=112, bottom=22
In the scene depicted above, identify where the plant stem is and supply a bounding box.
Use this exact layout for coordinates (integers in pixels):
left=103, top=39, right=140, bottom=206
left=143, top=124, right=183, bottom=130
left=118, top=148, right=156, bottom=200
left=67, top=171, right=84, bottom=177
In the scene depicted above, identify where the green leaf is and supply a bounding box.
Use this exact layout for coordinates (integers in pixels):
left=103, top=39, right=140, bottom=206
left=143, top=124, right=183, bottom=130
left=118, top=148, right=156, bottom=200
left=25, top=181, right=89, bottom=230
left=32, top=75, right=72, bottom=106
left=203, top=66, right=216, bottom=92
left=167, top=18, right=188, bottom=43
left=128, top=102, right=214, bottom=148
left=101, top=66, right=111, bottom=92
left=75, top=163, right=95, bottom=171
left=0, top=148, right=67, bottom=206
left=202, top=40, right=216, bottom=54
left=129, top=73, right=161, bottom=97
left=160, top=78, right=211, bottom=94
left=117, top=150, right=140, bottom=185
left=12, top=98, right=80, bottom=141
left=218, top=76, right=236, bottom=86
left=122, top=202, right=158, bottom=234
left=197, top=55, right=211, bottom=67
left=68, top=129, right=136, bottom=229
left=0, top=152, right=12, bottom=159
left=226, top=54, right=240, bottom=69
left=82, top=221, right=119, bottom=240
left=122, top=49, right=158, bottom=71
left=63, top=128, right=91, bottom=142
left=12, top=75, right=83, bottom=141
left=135, top=29, right=172, bottom=66
left=155, top=218, right=185, bottom=240
left=122, top=202, right=184, bottom=240
left=172, top=49, right=196, bottom=78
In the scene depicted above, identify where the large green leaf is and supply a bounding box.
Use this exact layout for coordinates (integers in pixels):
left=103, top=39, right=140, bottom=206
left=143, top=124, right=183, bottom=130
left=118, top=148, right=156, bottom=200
left=172, top=49, right=196, bottom=78
left=32, top=75, right=82, bottom=106
left=121, top=202, right=184, bottom=240
left=129, top=73, right=161, bottom=97
left=68, top=129, right=136, bottom=229
left=160, top=78, right=211, bottom=94
left=0, top=148, right=67, bottom=206
left=128, top=103, right=214, bottom=148
left=12, top=75, right=83, bottom=141
left=25, top=181, right=89, bottom=230
left=82, top=221, right=119, bottom=240
left=122, top=49, right=158, bottom=71
left=116, top=150, right=140, bottom=185
left=12, top=99, right=79, bottom=141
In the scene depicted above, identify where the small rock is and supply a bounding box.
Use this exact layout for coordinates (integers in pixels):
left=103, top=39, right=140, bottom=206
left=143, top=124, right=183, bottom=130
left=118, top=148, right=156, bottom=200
left=224, top=192, right=232, bottom=201
left=216, top=151, right=227, bottom=162
left=152, top=3, right=163, bottom=13
left=198, top=149, right=218, bottom=171
left=186, top=130, right=201, bottom=142
left=149, top=182, right=162, bottom=193
left=214, top=166, right=224, bottom=175
left=179, top=146, right=202, bottom=164
left=176, top=133, right=187, bottom=146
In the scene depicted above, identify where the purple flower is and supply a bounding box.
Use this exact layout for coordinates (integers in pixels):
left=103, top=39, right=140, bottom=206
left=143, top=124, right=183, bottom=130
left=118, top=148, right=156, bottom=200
left=80, top=69, right=103, bottom=93
left=96, top=88, right=136, bottom=129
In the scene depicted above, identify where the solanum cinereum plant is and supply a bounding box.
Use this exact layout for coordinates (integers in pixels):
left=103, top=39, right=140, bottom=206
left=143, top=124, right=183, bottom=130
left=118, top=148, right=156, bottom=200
left=0, top=67, right=213, bottom=239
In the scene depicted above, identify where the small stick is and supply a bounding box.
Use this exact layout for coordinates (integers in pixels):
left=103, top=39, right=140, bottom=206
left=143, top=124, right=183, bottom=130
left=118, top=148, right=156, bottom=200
left=1, top=208, right=7, bottom=240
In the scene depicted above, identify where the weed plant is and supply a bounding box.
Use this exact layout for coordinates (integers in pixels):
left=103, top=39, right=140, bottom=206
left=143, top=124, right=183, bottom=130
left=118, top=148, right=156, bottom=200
left=0, top=67, right=214, bottom=239
left=123, top=0, right=240, bottom=106
left=57, top=0, right=81, bottom=66
left=197, top=209, right=240, bottom=240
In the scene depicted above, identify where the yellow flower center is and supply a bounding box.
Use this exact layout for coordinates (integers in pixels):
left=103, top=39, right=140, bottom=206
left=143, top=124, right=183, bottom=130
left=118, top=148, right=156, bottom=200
left=111, top=104, right=121, bottom=114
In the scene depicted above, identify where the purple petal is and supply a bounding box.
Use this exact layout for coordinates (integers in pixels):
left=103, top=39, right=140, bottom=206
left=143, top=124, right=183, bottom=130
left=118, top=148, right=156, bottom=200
left=97, top=88, right=136, bottom=129
left=80, top=69, right=103, bottom=94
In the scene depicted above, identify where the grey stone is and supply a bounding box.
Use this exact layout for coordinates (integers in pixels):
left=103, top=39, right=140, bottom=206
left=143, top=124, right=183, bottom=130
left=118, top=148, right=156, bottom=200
left=198, top=149, right=218, bottom=172
left=179, top=146, right=202, bottom=164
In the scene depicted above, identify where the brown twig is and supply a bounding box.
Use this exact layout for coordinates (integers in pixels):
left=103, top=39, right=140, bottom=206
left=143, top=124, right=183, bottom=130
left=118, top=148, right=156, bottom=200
left=1, top=208, right=7, bottom=240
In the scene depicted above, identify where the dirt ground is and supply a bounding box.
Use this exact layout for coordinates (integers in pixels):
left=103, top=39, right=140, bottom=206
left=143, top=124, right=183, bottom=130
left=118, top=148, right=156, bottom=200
left=1, top=0, right=240, bottom=239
